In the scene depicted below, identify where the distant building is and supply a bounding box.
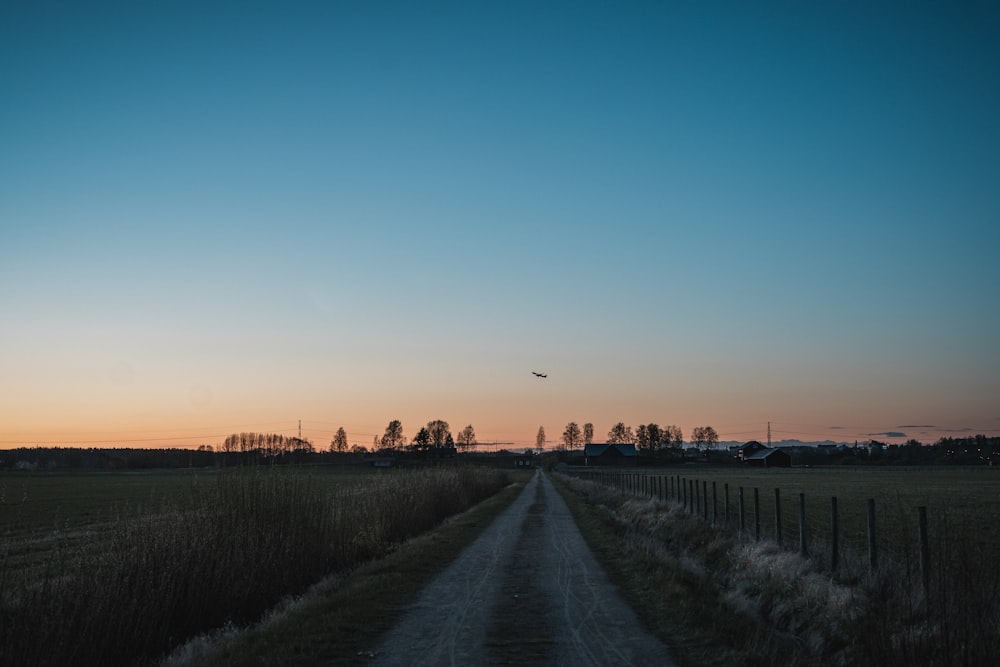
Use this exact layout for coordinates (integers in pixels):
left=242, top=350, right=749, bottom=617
left=584, top=443, right=638, bottom=466
left=735, top=441, right=768, bottom=461
left=513, top=455, right=534, bottom=468
left=743, top=448, right=792, bottom=468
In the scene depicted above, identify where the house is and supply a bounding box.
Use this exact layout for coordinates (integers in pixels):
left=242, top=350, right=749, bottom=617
left=744, top=448, right=792, bottom=468
left=513, top=455, right=534, bottom=468
left=735, top=441, right=768, bottom=461
left=584, top=443, right=638, bottom=466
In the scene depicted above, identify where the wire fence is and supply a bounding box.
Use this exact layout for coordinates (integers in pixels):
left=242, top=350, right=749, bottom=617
left=566, top=468, right=944, bottom=599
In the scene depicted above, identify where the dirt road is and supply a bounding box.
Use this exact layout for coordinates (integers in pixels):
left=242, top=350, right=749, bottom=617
left=371, top=470, right=675, bottom=666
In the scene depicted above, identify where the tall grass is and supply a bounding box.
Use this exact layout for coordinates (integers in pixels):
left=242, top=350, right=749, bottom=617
left=0, top=465, right=507, bottom=666
left=555, top=472, right=1000, bottom=666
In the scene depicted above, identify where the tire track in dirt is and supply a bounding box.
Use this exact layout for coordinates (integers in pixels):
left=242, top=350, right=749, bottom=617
left=372, top=471, right=674, bottom=666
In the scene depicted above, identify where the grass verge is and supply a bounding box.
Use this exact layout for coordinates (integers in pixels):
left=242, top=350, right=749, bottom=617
left=551, top=471, right=1000, bottom=667
left=166, top=471, right=533, bottom=667
left=550, top=473, right=848, bottom=666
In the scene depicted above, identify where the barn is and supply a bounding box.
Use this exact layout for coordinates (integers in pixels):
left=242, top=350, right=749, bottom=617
left=735, top=440, right=768, bottom=461
left=584, top=443, right=638, bottom=466
left=743, top=448, right=792, bottom=468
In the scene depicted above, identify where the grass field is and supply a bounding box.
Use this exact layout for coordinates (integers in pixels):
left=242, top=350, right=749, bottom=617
left=560, top=464, right=1000, bottom=666
left=0, top=466, right=379, bottom=534
left=0, top=464, right=511, bottom=666
left=575, top=465, right=1000, bottom=569
left=0, top=466, right=380, bottom=579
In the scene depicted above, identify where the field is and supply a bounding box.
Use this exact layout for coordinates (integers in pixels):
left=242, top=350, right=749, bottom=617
left=5, top=464, right=998, bottom=665
left=0, top=467, right=374, bottom=576
left=575, top=465, right=1000, bottom=567
left=0, top=464, right=510, bottom=666
left=561, top=464, right=1000, bottom=666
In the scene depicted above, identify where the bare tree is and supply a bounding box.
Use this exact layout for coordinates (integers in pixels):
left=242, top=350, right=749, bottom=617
left=412, top=427, right=431, bottom=451
left=330, top=427, right=348, bottom=453
left=691, top=426, right=719, bottom=450
left=664, top=424, right=683, bottom=448
left=636, top=424, right=650, bottom=453
left=646, top=423, right=663, bottom=454
left=561, top=422, right=583, bottom=451
left=457, top=424, right=477, bottom=452
left=536, top=426, right=546, bottom=451
left=426, top=420, right=452, bottom=448
left=607, top=422, right=635, bottom=444
left=381, top=419, right=406, bottom=450
left=583, top=423, right=594, bottom=445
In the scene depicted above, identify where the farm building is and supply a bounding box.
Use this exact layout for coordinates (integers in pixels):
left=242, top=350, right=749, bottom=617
left=584, top=443, right=638, bottom=466
left=735, top=440, right=768, bottom=461
left=743, top=448, right=792, bottom=468
left=513, top=455, right=534, bottom=468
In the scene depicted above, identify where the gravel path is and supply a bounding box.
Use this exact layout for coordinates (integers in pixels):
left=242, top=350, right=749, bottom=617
left=371, top=470, right=675, bottom=666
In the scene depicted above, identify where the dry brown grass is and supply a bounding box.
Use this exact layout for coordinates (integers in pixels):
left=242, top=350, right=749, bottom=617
left=553, top=471, right=1000, bottom=666
left=0, top=465, right=508, bottom=666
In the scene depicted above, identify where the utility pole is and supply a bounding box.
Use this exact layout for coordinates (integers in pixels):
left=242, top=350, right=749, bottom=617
left=298, top=419, right=302, bottom=440
left=767, top=421, right=771, bottom=448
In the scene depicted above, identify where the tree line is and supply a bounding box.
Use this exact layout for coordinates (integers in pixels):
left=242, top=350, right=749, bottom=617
left=551, top=421, right=719, bottom=454
left=331, top=419, right=479, bottom=455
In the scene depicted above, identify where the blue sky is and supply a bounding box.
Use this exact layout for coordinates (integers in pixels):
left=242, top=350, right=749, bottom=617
left=2, top=1, right=998, bottom=448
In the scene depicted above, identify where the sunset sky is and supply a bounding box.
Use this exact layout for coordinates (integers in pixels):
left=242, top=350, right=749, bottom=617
left=2, top=1, right=998, bottom=451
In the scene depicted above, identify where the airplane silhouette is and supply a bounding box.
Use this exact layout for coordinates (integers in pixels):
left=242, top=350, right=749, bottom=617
left=532, top=371, right=547, bottom=378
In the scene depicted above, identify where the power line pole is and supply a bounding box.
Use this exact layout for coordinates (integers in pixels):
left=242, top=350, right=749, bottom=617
left=298, top=419, right=302, bottom=440
left=767, top=421, right=771, bottom=448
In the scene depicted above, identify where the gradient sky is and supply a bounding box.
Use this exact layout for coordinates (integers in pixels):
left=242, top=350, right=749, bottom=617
left=2, top=1, right=998, bottom=450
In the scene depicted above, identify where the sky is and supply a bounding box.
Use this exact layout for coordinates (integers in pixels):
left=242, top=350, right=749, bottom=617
left=2, top=1, right=998, bottom=451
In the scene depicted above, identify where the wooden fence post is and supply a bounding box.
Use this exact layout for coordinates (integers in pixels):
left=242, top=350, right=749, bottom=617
left=867, top=498, right=877, bottom=572
left=724, top=483, right=730, bottom=527
left=831, top=496, right=839, bottom=572
left=775, top=488, right=783, bottom=547
left=739, top=486, right=746, bottom=536
left=712, top=481, right=718, bottom=525
left=754, top=488, right=761, bottom=541
left=919, top=506, right=930, bottom=611
left=799, top=492, right=808, bottom=557
left=702, top=481, right=708, bottom=521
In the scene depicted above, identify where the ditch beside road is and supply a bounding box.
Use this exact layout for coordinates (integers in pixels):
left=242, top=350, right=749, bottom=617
left=371, top=469, right=675, bottom=666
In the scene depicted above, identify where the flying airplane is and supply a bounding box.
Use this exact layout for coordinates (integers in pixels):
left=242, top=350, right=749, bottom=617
left=532, top=371, right=548, bottom=378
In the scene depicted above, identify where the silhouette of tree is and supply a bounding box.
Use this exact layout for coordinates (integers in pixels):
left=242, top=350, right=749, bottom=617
left=330, top=427, right=348, bottom=453
left=426, top=420, right=451, bottom=448
left=536, top=426, right=546, bottom=450
left=412, top=427, right=431, bottom=451
left=457, top=424, right=476, bottom=452
left=561, top=422, right=582, bottom=451
left=583, top=423, right=594, bottom=445
left=691, top=426, right=719, bottom=450
left=381, top=419, right=406, bottom=450
left=637, top=423, right=664, bottom=454
left=664, top=424, right=683, bottom=448
left=607, top=422, right=635, bottom=444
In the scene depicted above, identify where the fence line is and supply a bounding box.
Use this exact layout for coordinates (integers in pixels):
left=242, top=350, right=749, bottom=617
left=565, top=469, right=932, bottom=581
